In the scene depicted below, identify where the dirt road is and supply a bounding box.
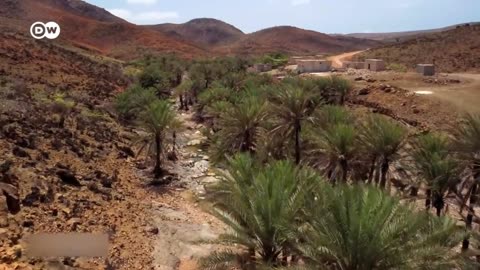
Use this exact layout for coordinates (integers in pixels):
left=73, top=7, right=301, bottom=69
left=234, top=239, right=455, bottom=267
left=328, top=50, right=364, bottom=68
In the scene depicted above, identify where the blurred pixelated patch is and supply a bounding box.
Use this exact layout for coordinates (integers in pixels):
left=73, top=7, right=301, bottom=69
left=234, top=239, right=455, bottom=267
left=25, top=233, right=108, bottom=258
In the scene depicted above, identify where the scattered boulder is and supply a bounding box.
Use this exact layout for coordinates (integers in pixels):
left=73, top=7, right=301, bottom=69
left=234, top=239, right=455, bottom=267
left=22, top=220, right=34, bottom=228
left=0, top=160, right=13, bottom=174
left=117, top=145, right=135, bottom=158
left=0, top=183, right=20, bottom=214
left=12, top=146, right=29, bottom=158
left=56, top=170, right=81, bottom=187
left=67, top=218, right=82, bottom=230
left=358, top=88, right=370, bottom=95
left=187, top=139, right=202, bottom=147
left=100, top=177, right=113, bottom=189
left=145, top=225, right=159, bottom=235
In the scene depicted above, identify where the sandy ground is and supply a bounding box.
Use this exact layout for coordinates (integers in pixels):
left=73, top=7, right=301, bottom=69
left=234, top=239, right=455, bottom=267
left=323, top=49, right=480, bottom=114
left=363, top=71, right=480, bottom=114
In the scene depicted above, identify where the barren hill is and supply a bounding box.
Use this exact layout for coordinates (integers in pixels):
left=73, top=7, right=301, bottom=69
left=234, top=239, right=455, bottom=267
left=345, top=22, right=480, bottom=42
left=0, top=0, right=207, bottom=59
left=0, top=0, right=383, bottom=58
left=148, top=18, right=245, bottom=47
left=354, top=24, right=480, bottom=72
left=215, top=26, right=381, bottom=56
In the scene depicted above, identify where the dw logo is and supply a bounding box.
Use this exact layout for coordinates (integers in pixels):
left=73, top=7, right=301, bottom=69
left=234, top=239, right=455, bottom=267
left=30, top=22, right=61, bottom=40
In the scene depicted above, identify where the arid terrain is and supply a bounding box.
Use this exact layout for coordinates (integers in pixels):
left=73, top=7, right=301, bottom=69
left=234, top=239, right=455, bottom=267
left=1, top=0, right=480, bottom=269
left=344, top=22, right=480, bottom=42
left=354, top=24, right=480, bottom=73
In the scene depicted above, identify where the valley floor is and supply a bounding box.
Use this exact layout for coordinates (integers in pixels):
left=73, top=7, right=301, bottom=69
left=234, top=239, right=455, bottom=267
left=148, top=111, right=225, bottom=270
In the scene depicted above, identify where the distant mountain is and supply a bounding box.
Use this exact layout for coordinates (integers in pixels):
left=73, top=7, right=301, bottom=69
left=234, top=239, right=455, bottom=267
left=148, top=18, right=245, bottom=47
left=353, top=24, right=480, bottom=72
left=0, top=0, right=382, bottom=59
left=215, top=26, right=381, bottom=56
left=39, top=0, right=126, bottom=23
left=344, top=22, right=480, bottom=42
left=0, top=0, right=207, bottom=59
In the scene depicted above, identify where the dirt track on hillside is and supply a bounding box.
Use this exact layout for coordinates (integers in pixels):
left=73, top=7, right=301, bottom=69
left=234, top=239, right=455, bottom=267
left=328, top=50, right=364, bottom=68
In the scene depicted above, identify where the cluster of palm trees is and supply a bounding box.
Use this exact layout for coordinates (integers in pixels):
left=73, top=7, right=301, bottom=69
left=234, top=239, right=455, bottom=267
left=201, top=154, right=473, bottom=269
left=116, top=55, right=480, bottom=268
left=115, top=57, right=184, bottom=178
left=172, top=58, right=480, bottom=268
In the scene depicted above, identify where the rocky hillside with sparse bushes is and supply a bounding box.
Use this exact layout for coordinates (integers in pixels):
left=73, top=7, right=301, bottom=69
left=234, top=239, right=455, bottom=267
left=354, top=24, right=480, bottom=72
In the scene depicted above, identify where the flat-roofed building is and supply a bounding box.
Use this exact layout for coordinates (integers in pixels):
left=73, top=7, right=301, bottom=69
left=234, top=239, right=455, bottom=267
left=342, top=61, right=365, bottom=69
left=297, top=60, right=332, bottom=73
left=365, top=59, right=386, bottom=71
left=417, top=64, right=435, bottom=76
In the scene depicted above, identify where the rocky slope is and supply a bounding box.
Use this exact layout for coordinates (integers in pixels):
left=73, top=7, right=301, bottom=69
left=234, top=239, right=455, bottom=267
left=0, top=0, right=207, bottom=59
left=0, top=0, right=382, bottom=58
left=354, top=24, right=480, bottom=72
left=345, top=22, right=479, bottom=42
left=148, top=18, right=245, bottom=48
left=215, top=26, right=381, bottom=56
left=0, top=28, right=158, bottom=269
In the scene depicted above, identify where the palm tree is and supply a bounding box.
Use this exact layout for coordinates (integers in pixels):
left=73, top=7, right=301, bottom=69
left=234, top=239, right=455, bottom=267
left=452, top=114, right=480, bottom=250
left=315, top=123, right=358, bottom=183
left=166, top=117, right=184, bottom=162
left=313, top=105, right=353, bottom=128
left=411, top=133, right=462, bottom=216
left=209, top=97, right=267, bottom=163
left=115, top=85, right=157, bottom=121
left=360, top=114, right=408, bottom=188
left=299, top=184, right=471, bottom=270
left=269, top=86, right=320, bottom=164
left=329, top=75, right=352, bottom=105
left=201, top=154, right=323, bottom=269
left=173, top=78, right=192, bottom=111
left=196, top=83, right=232, bottom=123
left=138, top=100, right=178, bottom=178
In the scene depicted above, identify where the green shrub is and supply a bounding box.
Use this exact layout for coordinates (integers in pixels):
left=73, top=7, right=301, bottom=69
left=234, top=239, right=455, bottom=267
left=115, top=85, right=157, bottom=121
left=387, top=63, right=408, bottom=72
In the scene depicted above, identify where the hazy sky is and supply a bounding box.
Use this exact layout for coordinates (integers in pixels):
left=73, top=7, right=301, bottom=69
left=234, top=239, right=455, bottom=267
left=86, top=0, right=480, bottom=34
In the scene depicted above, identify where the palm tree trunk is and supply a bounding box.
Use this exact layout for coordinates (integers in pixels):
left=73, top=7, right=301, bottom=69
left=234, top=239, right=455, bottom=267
left=242, top=130, right=252, bottom=153
left=193, top=88, right=198, bottom=104
left=367, top=156, right=377, bottom=184
left=179, top=94, right=185, bottom=110
left=185, top=96, right=189, bottom=111
left=410, top=186, right=418, bottom=197
left=340, top=158, right=348, bottom=183
left=425, top=189, right=431, bottom=211
left=435, top=204, right=442, bottom=217
left=374, top=162, right=381, bottom=185
left=462, top=182, right=477, bottom=251
left=379, top=158, right=389, bottom=189
left=153, top=133, right=163, bottom=177
left=294, top=120, right=301, bottom=165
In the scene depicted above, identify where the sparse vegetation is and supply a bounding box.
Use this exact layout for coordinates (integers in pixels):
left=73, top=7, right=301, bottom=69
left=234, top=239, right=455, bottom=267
left=356, top=25, right=480, bottom=72
left=258, top=52, right=289, bottom=69
left=51, top=92, right=76, bottom=128
left=387, top=63, right=408, bottom=72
